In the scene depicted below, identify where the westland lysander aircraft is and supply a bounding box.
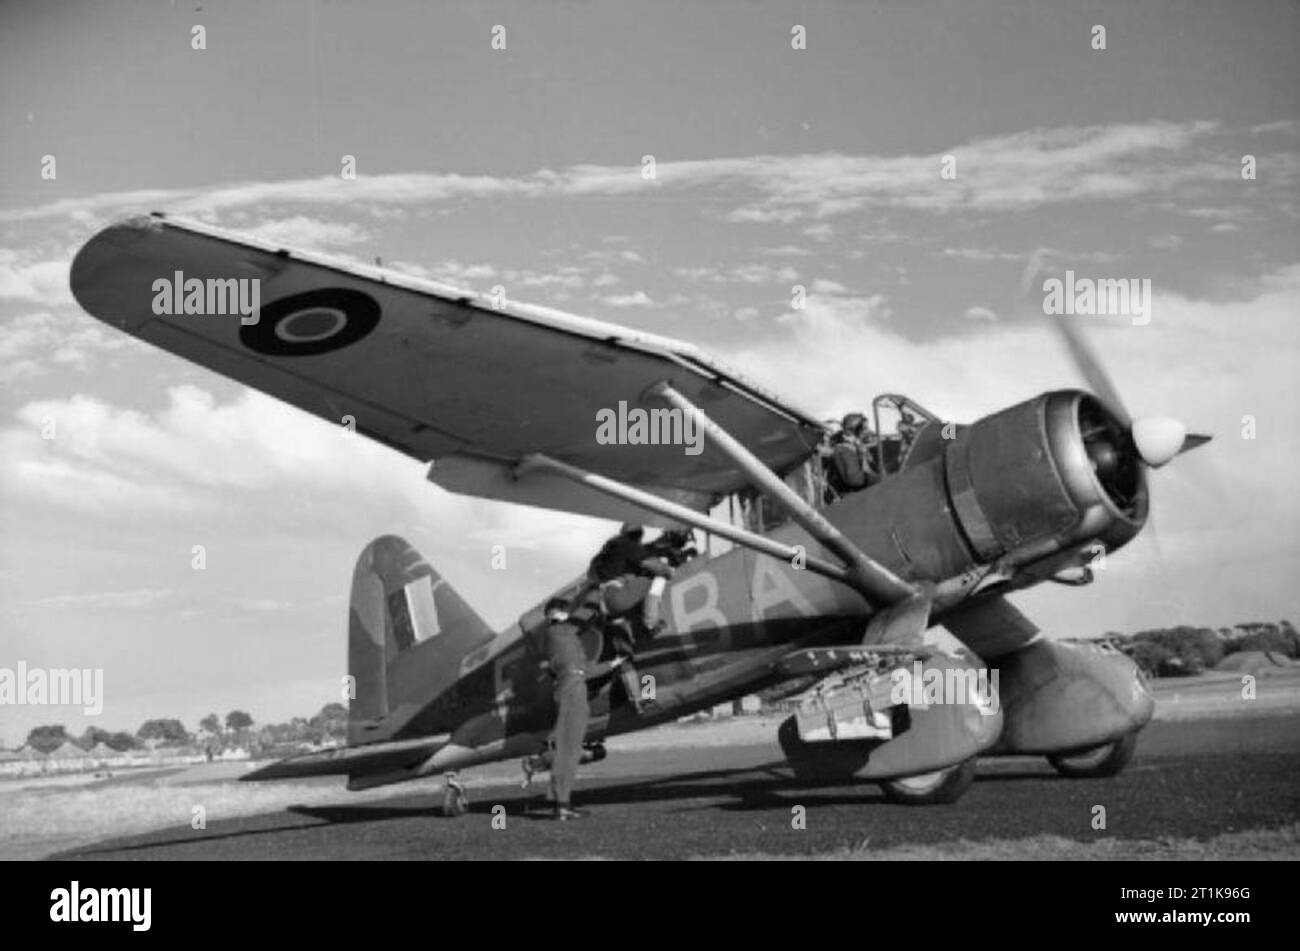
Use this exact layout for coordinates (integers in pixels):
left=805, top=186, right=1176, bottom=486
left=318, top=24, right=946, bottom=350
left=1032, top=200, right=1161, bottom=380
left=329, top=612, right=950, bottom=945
left=72, top=214, right=1210, bottom=807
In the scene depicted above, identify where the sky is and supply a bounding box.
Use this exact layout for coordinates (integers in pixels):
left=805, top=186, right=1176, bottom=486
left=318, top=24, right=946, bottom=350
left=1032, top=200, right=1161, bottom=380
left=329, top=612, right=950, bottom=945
left=1, top=0, right=1297, bottom=746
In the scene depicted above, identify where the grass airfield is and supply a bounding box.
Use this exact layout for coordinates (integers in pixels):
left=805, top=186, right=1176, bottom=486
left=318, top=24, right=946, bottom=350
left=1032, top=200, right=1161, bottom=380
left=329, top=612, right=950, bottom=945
left=7, top=667, right=1299, bottom=861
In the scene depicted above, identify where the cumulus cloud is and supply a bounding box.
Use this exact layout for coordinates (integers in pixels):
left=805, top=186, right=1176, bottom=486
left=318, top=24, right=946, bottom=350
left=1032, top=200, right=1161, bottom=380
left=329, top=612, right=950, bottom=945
left=601, top=290, right=654, bottom=307
left=0, top=385, right=616, bottom=623
left=0, top=311, right=135, bottom=383
left=245, top=216, right=372, bottom=250
left=0, top=250, right=73, bottom=306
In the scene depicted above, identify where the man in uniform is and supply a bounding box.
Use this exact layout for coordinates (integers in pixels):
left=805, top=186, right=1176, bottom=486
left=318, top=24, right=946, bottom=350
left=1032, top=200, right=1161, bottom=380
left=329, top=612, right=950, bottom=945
left=539, top=596, right=622, bottom=820
left=586, top=523, right=675, bottom=713
left=824, top=412, right=878, bottom=496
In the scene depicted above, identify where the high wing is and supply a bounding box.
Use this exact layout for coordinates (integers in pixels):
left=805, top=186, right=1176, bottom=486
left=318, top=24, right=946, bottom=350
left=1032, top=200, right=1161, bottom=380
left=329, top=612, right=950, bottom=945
left=71, top=214, right=826, bottom=521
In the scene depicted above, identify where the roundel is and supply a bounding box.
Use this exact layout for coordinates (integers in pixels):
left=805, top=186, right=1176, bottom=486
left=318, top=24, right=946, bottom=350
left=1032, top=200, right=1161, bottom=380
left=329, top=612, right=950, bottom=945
left=240, top=288, right=380, bottom=356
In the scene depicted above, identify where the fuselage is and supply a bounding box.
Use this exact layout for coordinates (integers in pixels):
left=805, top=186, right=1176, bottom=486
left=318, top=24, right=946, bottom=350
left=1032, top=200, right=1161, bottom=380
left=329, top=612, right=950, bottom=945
left=402, top=388, right=1150, bottom=774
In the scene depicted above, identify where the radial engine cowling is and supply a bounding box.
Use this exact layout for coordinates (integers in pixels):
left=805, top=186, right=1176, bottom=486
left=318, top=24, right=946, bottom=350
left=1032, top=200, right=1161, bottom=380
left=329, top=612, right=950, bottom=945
left=943, top=390, right=1148, bottom=567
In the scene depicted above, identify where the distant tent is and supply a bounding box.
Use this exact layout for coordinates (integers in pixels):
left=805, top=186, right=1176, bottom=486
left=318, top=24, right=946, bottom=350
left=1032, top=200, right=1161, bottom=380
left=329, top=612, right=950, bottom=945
left=16, top=744, right=47, bottom=760
left=88, top=742, right=118, bottom=760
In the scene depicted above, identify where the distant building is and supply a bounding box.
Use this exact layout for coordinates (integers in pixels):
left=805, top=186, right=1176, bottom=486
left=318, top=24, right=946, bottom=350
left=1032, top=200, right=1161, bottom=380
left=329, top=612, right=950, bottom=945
left=44, top=740, right=90, bottom=772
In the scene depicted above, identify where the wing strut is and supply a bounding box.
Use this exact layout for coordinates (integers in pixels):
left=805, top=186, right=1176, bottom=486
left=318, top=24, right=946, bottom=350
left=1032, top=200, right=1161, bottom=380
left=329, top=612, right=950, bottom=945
left=514, top=454, right=855, bottom=587
left=648, top=381, right=917, bottom=607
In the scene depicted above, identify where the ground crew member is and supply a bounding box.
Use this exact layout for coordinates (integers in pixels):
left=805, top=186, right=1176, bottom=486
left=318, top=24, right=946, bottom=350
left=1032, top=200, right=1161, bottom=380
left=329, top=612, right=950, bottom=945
left=588, top=523, right=675, bottom=634
left=540, top=596, right=622, bottom=820
left=586, top=523, right=675, bottom=713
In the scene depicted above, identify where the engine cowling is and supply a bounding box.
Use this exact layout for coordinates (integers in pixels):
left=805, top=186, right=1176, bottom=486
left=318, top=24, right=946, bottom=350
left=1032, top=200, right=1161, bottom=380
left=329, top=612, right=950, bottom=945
left=828, top=389, right=1150, bottom=585
left=943, top=390, right=1148, bottom=567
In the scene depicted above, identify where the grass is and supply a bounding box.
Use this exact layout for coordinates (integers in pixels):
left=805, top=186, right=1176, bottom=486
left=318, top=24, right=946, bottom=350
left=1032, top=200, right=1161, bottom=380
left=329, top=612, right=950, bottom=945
left=703, top=824, right=1300, bottom=861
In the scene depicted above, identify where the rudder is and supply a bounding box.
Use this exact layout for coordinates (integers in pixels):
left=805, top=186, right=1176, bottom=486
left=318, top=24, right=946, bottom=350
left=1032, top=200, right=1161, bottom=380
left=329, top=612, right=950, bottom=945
left=348, top=535, right=496, bottom=744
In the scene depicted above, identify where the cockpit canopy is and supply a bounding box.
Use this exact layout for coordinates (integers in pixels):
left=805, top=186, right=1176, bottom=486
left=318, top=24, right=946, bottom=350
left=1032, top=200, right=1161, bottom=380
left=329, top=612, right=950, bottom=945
left=870, top=393, right=941, bottom=477
left=721, top=393, right=944, bottom=536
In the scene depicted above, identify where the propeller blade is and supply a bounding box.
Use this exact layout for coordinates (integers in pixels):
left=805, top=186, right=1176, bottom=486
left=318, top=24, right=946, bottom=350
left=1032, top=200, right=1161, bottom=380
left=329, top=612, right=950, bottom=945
left=1179, top=432, right=1213, bottom=455
left=1049, top=315, right=1132, bottom=426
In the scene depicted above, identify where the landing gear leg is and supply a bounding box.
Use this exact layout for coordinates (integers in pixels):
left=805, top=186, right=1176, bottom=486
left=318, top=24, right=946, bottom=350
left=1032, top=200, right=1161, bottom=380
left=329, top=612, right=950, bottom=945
left=442, top=773, right=469, bottom=817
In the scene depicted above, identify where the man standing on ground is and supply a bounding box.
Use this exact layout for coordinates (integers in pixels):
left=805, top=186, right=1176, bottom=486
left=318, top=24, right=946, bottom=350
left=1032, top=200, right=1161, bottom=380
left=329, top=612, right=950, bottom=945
left=540, top=595, right=622, bottom=820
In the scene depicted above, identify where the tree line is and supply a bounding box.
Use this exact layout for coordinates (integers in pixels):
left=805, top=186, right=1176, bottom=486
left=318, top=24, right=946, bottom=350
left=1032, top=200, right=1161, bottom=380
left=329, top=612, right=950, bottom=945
left=21, top=703, right=347, bottom=755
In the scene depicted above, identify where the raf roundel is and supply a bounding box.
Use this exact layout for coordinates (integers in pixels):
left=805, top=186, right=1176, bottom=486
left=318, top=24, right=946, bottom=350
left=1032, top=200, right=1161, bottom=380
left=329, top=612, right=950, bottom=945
left=241, top=288, right=381, bottom=356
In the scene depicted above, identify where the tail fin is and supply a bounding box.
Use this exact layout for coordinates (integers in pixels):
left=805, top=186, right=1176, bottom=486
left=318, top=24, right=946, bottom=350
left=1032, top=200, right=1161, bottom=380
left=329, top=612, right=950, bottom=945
left=348, top=535, right=496, bottom=744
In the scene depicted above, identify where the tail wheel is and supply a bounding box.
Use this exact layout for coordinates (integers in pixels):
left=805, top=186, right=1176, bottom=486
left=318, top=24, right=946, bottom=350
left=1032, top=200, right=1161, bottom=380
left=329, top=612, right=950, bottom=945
left=1047, top=731, right=1138, bottom=779
left=879, top=758, right=976, bottom=805
left=442, top=779, right=469, bottom=817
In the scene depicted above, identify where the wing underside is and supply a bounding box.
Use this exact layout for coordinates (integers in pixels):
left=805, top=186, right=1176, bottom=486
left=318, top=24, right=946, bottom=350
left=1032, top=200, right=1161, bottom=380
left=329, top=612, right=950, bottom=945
left=71, top=215, right=826, bottom=517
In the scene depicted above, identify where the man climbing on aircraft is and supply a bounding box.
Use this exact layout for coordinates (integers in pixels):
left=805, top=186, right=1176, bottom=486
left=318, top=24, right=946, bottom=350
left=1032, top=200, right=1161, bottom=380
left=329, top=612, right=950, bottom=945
left=585, top=522, right=677, bottom=714
left=539, top=596, right=623, bottom=820
left=588, top=523, right=676, bottom=636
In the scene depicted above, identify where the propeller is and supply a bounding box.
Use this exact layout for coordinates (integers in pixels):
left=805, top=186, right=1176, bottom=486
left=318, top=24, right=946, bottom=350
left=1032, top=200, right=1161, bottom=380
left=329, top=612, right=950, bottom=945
left=1049, top=308, right=1211, bottom=468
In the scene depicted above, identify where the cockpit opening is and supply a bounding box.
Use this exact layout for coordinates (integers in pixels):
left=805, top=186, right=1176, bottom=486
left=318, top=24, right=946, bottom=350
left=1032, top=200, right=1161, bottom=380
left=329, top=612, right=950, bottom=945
left=715, top=393, right=943, bottom=538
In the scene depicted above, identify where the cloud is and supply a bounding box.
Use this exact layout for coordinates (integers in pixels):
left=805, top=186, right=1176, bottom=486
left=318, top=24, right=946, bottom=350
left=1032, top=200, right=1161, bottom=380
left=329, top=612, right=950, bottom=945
left=231, top=598, right=295, bottom=612
left=399, top=259, right=500, bottom=285
left=508, top=267, right=585, bottom=290
left=672, top=263, right=800, bottom=285
left=0, top=311, right=135, bottom=383
left=0, top=385, right=432, bottom=516
left=601, top=290, right=654, bottom=307
left=25, top=587, right=173, bottom=610
left=942, top=247, right=1024, bottom=263
left=0, top=385, right=618, bottom=617
left=244, top=216, right=372, bottom=250
left=810, top=279, right=848, bottom=294
left=963, top=305, right=998, bottom=322
left=8, top=120, right=1286, bottom=228
left=731, top=264, right=801, bottom=284
left=0, top=250, right=73, bottom=306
